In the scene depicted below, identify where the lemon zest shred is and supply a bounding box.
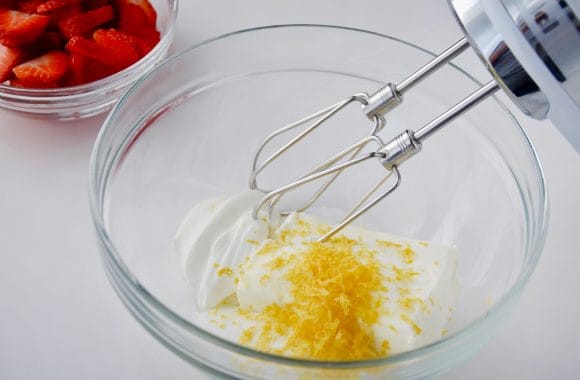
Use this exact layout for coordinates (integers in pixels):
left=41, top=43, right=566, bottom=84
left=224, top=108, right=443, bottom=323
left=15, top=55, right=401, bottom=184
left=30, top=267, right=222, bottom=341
left=256, top=241, right=279, bottom=255
left=401, top=314, right=422, bottom=335
left=240, top=327, right=256, bottom=344
left=400, top=245, right=416, bottom=264
left=377, top=240, right=402, bottom=249
left=392, top=266, right=420, bottom=282
left=216, top=267, right=233, bottom=277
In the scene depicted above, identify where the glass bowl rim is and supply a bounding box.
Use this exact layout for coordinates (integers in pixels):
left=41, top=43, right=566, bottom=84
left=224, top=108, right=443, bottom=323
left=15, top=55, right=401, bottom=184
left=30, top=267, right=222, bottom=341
left=89, top=24, right=549, bottom=369
left=0, top=0, right=178, bottom=101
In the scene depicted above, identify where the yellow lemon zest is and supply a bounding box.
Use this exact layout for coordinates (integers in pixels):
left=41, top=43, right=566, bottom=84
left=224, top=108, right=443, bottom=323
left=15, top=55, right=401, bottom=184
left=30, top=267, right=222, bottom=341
left=216, top=267, right=233, bottom=277
left=246, top=236, right=389, bottom=360
left=401, top=314, right=422, bottom=335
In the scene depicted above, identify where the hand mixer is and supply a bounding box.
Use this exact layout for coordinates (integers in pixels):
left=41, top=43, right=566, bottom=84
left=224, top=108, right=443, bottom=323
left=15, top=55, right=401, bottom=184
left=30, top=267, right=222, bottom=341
left=250, top=0, right=580, bottom=241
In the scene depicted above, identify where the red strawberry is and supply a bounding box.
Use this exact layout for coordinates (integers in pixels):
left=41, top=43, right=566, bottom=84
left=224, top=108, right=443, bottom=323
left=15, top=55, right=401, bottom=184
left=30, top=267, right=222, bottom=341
left=64, top=35, right=102, bottom=59
left=122, top=0, right=155, bottom=25
left=16, top=0, right=44, bottom=13
left=12, top=50, right=67, bottom=84
left=36, top=0, right=81, bottom=14
left=11, top=75, right=56, bottom=87
left=0, top=43, right=23, bottom=81
left=1, top=0, right=159, bottom=88
left=57, top=4, right=113, bottom=39
left=134, top=28, right=158, bottom=54
left=63, top=51, right=84, bottom=85
left=65, top=35, right=133, bottom=69
left=65, top=51, right=115, bottom=84
left=93, top=28, right=139, bottom=65
left=0, top=9, right=49, bottom=46
left=45, top=2, right=81, bottom=27
left=117, top=1, right=159, bottom=53
left=117, top=2, right=153, bottom=35
left=83, top=56, right=115, bottom=81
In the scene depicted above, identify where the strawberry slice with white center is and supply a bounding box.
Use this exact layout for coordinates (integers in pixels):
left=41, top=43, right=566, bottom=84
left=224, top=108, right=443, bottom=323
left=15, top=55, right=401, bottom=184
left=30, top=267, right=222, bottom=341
left=12, top=50, right=67, bottom=85
left=0, top=43, right=22, bottom=82
left=0, top=9, right=49, bottom=46
left=93, top=28, right=139, bottom=64
left=57, top=4, right=113, bottom=39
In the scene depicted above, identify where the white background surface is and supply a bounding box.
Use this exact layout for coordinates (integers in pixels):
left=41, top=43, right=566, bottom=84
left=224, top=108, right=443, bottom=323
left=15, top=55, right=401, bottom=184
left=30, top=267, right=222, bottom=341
left=1, top=1, right=579, bottom=379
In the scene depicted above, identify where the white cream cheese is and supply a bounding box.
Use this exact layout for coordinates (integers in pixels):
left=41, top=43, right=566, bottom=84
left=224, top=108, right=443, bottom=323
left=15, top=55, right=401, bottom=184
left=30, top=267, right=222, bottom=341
left=236, top=212, right=458, bottom=355
left=176, top=190, right=458, bottom=358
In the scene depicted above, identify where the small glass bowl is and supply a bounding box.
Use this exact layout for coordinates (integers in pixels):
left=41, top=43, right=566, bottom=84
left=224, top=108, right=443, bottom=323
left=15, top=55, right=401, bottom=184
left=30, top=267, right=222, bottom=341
left=0, top=0, right=177, bottom=120
left=89, top=25, right=549, bottom=379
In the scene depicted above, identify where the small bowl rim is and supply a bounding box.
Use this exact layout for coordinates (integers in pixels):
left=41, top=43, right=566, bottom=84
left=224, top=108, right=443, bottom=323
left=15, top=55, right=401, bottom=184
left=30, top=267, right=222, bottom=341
left=0, top=0, right=179, bottom=101
left=89, top=24, right=549, bottom=370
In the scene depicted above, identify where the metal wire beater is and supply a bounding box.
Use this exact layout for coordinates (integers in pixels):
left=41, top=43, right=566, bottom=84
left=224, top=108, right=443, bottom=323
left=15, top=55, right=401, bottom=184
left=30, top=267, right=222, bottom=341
left=249, top=37, right=500, bottom=241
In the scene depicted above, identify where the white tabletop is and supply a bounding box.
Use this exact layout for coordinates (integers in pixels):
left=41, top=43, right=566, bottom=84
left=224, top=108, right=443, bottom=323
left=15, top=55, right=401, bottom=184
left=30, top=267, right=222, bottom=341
left=1, top=1, right=579, bottom=379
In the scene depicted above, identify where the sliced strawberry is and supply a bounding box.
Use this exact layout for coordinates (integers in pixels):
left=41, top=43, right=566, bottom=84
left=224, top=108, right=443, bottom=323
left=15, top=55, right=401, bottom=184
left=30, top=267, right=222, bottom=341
left=134, top=28, right=158, bottom=54
left=45, top=2, right=81, bottom=27
left=11, top=76, right=57, bottom=87
left=65, top=35, right=108, bottom=62
left=57, top=4, right=113, bottom=39
left=12, top=50, right=67, bottom=84
left=117, top=1, right=159, bottom=53
left=65, top=35, right=133, bottom=69
left=0, top=9, right=50, bottom=46
left=16, top=0, right=44, bottom=13
left=36, top=0, right=81, bottom=14
left=93, top=28, right=139, bottom=65
left=83, top=55, right=115, bottom=81
left=0, top=43, right=23, bottom=81
left=117, top=2, right=153, bottom=35
left=65, top=51, right=115, bottom=84
left=63, top=51, right=84, bottom=85
left=121, top=0, right=155, bottom=25
left=1, top=0, right=159, bottom=88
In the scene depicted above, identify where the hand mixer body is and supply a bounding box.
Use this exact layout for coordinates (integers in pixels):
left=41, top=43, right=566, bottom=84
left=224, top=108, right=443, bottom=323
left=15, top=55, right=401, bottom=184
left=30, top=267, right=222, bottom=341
left=450, top=0, right=580, bottom=151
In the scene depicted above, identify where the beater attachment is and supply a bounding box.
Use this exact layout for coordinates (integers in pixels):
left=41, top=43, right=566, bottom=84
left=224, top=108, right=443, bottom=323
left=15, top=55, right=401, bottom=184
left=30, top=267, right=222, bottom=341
left=250, top=37, right=500, bottom=241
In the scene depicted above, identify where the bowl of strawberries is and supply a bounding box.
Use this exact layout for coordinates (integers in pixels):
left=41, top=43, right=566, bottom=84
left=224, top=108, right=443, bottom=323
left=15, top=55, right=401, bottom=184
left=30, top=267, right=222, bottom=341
left=0, top=0, right=177, bottom=119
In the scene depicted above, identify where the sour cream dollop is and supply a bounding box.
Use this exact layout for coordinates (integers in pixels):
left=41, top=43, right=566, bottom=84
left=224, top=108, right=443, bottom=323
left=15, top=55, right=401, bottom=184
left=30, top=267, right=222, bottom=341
left=175, top=190, right=277, bottom=309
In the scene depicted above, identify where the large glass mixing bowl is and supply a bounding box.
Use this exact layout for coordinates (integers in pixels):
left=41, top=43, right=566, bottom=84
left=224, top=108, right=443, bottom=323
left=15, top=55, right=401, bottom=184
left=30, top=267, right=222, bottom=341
left=89, top=25, right=548, bottom=379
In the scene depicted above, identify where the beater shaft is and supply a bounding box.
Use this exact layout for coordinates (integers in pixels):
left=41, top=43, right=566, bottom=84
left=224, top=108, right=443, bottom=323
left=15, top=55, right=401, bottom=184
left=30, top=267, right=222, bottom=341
left=414, top=80, right=500, bottom=141
left=322, top=81, right=501, bottom=240
left=397, top=37, right=470, bottom=95
left=363, top=37, right=470, bottom=119
left=379, top=80, right=500, bottom=170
